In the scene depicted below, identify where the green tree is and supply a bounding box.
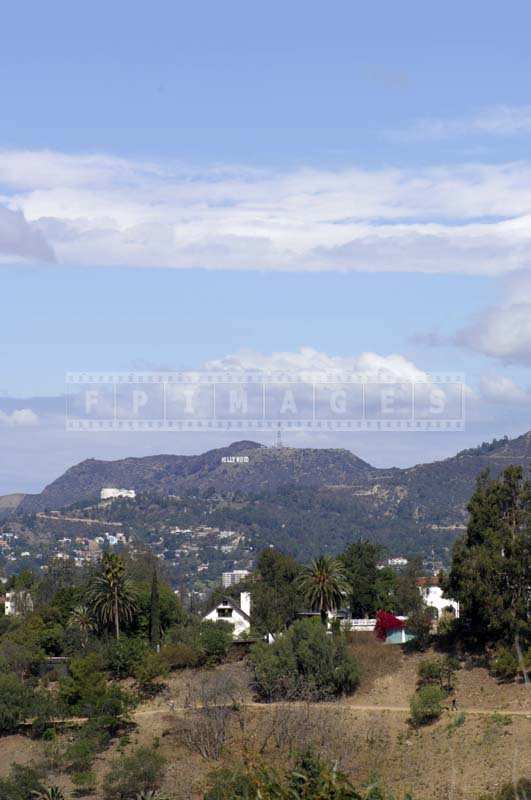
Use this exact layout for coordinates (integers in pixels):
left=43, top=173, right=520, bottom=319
left=410, top=684, right=446, bottom=726
left=68, top=605, right=95, bottom=649
left=252, top=548, right=304, bottom=633
left=206, top=548, right=304, bottom=635
left=88, top=553, right=137, bottom=640
left=405, top=606, right=433, bottom=651
left=250, top=617, right=359, bottom=701
left=198, top=620, right=233, bottom=664
left=0, top=673, right=34, bottom=734
left=393, top=557, right=423, bottom=615
left=102, top=745, right=166, bottom=800
left=447, top=466, right=531, bottom=647
left=148, top=570, right=161, bottom=649
left=297, top=555, right=349, bottom=624
left=341, top=540, right=386, bottom=617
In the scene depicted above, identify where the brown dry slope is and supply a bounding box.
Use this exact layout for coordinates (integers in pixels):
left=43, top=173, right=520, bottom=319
left=1, top=649, right=528, bottom=800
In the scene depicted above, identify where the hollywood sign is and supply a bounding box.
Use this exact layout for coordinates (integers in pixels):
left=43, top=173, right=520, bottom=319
left=221, top=456, right=250, bottom=464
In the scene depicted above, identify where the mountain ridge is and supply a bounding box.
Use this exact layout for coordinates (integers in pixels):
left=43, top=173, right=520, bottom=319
left=15, top=430, right=531, bottom=521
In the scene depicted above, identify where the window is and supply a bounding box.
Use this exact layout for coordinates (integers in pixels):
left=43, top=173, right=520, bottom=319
left=217, top=607, right=233, bottom=618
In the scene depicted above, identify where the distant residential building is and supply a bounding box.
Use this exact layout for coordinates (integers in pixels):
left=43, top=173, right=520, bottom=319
left=387, top=557, right=408, bottom=567
left=5, top=589, right=34, bottom=616
left=222, top=569, right=250, bottom=588
left=203, top=591, right=251, bottom=638
left=100, top=487, right=136, bottom=501
left=417, top=578, right=459, bottom=619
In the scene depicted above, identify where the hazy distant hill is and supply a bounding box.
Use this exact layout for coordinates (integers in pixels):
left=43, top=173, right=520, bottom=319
left=17, top=431, right=531, bottom=527
left=0, top=493, right=25, bottom=519
left=18, top=440, right=376, bottom=514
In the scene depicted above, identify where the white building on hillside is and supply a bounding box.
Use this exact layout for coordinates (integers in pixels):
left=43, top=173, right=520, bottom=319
left=418, top=579, right=459, bottom=619
left=100, top=487, right=136, bottom=501
left=203, top=591, right=251, bottom=638
left=222, top=569, right=250, bottom=588
left=5, top=590, right=34, bottom=616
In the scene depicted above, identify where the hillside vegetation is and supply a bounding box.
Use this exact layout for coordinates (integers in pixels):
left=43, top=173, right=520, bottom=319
left=12, top=431, right=531, bottom=562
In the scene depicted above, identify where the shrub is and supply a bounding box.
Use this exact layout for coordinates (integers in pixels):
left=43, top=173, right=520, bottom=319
left=0, top=673, right=34, bottom=734
left=410, top=684, right=446, bottom=726
left=250, top=618, right=359, bottom=702
left=102, top=745, right=166, bottom=800
left=71, top=771, right=97, bottom=796
left=66, top=736, right=99, bottom=774
left=134, top=652, right=168, bottom=696
left=177, top=669, right=246, bottom=760
left=404, top=607, right=432, bottom=651
left=417, top=655, right=459, bottom=691
left=159, top=643, right=201, bottom=670
left=198, top=621, right=233, bottom=664
left=0, top=764, right=45, bottom=800
left=58, top=652, right=107, bottom=715
left=205, top=750, right=371, bottom=799
left=479, top=779, right=531, bottom=800
left=417, top=659, right=443, bottom=686
left=105, top=637, right=148, bottom=679
left=30, top=690, right=60, bottom=739
left=489, top=646, right=519, bottom=682
left=446, top=711, right=466, bottom=733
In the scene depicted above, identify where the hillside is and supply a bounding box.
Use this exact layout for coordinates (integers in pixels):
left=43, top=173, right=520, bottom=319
left=18, top=440, right=376, bottom=513
left=2, top=646, right=528, bottom=800
left=8, top=431, right=531, bottom=572
left=0, top=493, right=25, bottom=513
left=17, top=432, right=531, bottom=528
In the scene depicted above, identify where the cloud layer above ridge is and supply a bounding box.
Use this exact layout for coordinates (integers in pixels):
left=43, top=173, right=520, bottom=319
left=3, top=149, right=531, bottom=274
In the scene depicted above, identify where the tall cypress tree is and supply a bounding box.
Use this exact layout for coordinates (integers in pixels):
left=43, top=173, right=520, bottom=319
left=149, top=568, right=161, bottom=649
left=447, top=466, right=530, bottom=647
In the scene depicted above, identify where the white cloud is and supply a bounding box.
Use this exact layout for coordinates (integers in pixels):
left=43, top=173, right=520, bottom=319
left=479, top=374, right=530, bottom=405
left=4, top=150, right=531, bottom=273
left=0, top=408, right=39, bottom=427
left=457, top=270, right=531, bottom=365
left=391, top=104, right=531, bottom=141
left=203, top=346, right=430, bottom=381
left=0, top=204, right=55, bottom=262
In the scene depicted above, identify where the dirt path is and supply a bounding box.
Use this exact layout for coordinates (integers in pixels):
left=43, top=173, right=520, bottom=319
left=20, top=701, right=529, bottom=730
left=133, top=701, right=530, bottom=718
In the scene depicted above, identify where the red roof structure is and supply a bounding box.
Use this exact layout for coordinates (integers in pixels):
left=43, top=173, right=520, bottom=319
left=374, top=610, right=405, bottom=641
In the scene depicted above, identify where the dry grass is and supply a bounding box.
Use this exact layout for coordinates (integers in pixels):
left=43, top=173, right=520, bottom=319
left=2, top=644, right=529, bottom=800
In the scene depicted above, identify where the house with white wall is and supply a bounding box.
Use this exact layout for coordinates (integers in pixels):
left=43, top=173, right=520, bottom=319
left=203, top=591, right=251, bottom=638
left=417, top=578, right=459, bottom=619
left=5, top=589, right=34, bottom=616
left=100, top=487, right=136, bottom=501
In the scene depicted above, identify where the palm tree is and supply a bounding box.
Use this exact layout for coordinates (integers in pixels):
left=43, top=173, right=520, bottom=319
left=68, top=604, right=95, bottom=648
left=88, top=552, right=137, bottom=640
left=297, top=555, right=350, bottom=624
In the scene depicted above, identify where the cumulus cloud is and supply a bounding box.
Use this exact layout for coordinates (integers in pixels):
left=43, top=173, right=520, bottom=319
left=4, top=149, right=531, bottom=272
left=479, top=374, right=530, bottom=405
left=0, top=408, right=39, bottom=426
left=457, top=270, right=531, bottom=364
left=0, top=204, right=55, bottom=262
left=391, top=104, right=531, bottom=141
left=203, top=346, right=430, bottom=381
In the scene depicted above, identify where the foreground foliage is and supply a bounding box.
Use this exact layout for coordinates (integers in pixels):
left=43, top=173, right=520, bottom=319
left=250, top=618, right=359, bottom=701
left=447, top=466, right=530, bottom=650
left=204, top=750, right=412, bottom=800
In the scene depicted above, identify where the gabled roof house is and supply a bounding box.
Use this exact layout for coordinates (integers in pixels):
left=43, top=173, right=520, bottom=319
left=202, top=591, right=252, bottom=638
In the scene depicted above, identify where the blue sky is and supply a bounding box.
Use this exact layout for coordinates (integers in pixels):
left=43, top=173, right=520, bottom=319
left=2, top=1, right=531, bottom=493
